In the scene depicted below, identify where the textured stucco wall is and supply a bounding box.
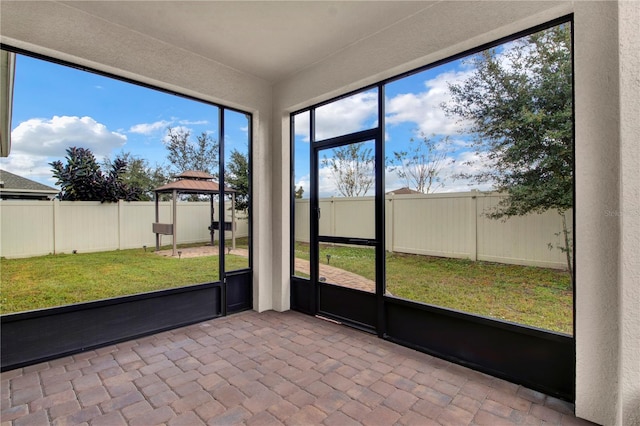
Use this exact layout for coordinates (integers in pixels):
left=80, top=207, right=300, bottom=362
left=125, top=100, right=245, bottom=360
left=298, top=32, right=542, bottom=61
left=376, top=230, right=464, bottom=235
left=573, top=2, right=621, bottom=424
left=617, top=1, right=640, bottom=424
left=573, top=2, right=640, bottom=423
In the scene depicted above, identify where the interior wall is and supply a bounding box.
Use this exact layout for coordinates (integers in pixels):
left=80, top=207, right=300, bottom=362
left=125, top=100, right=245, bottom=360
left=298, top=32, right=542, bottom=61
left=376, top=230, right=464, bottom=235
left=617, top=1, right=640, bottom=424
left=0, top=1, right=275, bottom=313
left=573, top=3, right=621, bottom=424
left=272, top=2, right=639, bottom=425
left=270, top=112, right=292, bottom=312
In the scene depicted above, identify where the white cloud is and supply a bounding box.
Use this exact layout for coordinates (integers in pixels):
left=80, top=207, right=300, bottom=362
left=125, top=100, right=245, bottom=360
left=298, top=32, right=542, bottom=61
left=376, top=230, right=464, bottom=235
left=293, top=70, right=472, bottom=142
left=294, top=150, right=493, bottom=201
left=298, top=164, right=421, bottom=198
left=293, top=111, right=311, bottom=141
left=161, top=126, right=191, bottom=145
left=11, top=116, right=126, bottom=158
left=294, top=92, right=378, bottom=142
left=317, top=166, right=338, bottom=198
left=179, top=119, right=209, bottom=126
left=129, top=120, right=171, bottom=135
left=5, top=115, right=127, bottom=186
left=318, top=160, right=377, bottom=198
left=316, top=92, right=378, bottom=141
left=386, top=69, right=473, bottom=136
left=436, top=150, right=494, bottom=193
left=294, top=173, right=310, bottom=199
left=382, top=148, right=494, bottom=195
left=384, top=169, right=405, bottom=193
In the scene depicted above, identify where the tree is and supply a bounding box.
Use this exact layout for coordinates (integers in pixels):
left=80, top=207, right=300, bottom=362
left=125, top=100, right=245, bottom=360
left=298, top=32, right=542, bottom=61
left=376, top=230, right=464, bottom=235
left=444, top=24, right=573, bottom=279
left=294, top=186, right=304, bottom=199
left=165, top=127, right=218, bottom=176
left=321, top=142, right=374, bottom=197
left=103, top=152, right=169, bottom=201
left=50, top=147, right=142, bottom=202
left=390, top=133, right=453, bottom=193
left=225, top=149, right=250, bottom=212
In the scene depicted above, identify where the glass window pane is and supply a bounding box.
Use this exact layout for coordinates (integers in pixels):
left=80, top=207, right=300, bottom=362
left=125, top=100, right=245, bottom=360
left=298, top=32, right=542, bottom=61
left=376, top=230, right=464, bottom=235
left=315, top=89, right=378, bottom=141
left=319, top=243, right=375, bottom=293
left=292, top=111, right=311, bottom=278
left=223, top=109, right=251, bottom=272
left=319, top=140, right=375, bottom=239
left=383, top=23, right=574, bottom=335
left=0, top=52, right=252, bottom=314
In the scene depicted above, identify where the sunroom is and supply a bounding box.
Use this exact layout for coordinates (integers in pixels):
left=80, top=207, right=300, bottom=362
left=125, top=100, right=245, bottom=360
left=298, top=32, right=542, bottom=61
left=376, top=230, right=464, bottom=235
left=0, top=2, right=638, bottom=425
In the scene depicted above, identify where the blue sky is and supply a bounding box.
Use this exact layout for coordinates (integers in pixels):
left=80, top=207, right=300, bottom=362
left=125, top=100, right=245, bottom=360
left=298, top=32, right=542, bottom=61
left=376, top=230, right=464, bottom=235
left=293, top=57, right=493, bottom=198
left=4, top=48, right=487, bottom=196
left=3, top=54, right=249, bottom=188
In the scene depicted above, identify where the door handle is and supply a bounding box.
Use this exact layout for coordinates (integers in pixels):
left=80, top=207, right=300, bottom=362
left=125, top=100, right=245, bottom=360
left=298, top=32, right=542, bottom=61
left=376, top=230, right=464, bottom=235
left=317, top=207, right=321, bottom=220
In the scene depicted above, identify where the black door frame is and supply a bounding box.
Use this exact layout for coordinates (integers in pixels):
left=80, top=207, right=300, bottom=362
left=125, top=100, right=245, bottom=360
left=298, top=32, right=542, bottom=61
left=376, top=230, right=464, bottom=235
left=219, top=107, right=254, bottom=315
left=310, top=125, right=383, bottom=333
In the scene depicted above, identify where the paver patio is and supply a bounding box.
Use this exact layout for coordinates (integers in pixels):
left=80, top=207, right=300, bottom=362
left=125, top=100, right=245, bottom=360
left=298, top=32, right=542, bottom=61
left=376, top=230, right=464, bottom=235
left=155, top=245, right=377, bottom=292
left=1, top=310, right=593, bottom=425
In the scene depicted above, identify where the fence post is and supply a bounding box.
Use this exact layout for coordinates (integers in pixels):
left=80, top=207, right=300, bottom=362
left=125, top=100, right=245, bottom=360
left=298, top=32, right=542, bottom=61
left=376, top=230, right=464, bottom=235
left=470, top=190, right=478, bottom=261
left=118, top=200, right=124, bottom=250
left=52, top=199, right=60, bottom=255
left=386, top=194, right=394, bottom=252
left=331, top=196, right=336, bottom=237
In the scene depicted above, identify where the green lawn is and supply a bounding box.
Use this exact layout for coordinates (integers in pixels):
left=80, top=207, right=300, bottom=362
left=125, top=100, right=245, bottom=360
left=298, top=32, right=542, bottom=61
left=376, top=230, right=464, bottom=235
left=295, top=242, right=573, bottom=334
left=0, top=246, right=248, bottom=314
left=2, top=240, right=572, bottom=335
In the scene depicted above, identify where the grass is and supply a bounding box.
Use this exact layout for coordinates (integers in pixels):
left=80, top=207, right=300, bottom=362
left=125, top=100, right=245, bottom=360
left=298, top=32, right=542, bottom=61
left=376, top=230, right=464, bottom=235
left=2, top=239, right=572, bottom=334
left=294, top=242, right=573, bottom=334
left=0, top=243, right=248, bottom=314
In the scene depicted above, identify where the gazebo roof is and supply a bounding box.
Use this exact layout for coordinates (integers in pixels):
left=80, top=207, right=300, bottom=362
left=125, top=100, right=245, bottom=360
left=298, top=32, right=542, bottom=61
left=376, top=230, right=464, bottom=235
left=175, top=170, right=215, bottom=180
left=154, top=170, right=235, bottom=194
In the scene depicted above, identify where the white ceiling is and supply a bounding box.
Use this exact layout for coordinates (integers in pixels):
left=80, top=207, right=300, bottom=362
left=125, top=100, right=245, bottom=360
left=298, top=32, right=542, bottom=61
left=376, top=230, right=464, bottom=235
left=57, top=1, right=437, bottom=83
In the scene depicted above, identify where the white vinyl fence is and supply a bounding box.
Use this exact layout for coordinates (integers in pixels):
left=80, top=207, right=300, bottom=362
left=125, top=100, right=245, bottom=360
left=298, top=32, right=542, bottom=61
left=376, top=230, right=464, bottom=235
left=295, top=191, right=573, bottom=270
left=0, top=200, right=248, bottom=258
left=2, top=193, right=571, bottom=269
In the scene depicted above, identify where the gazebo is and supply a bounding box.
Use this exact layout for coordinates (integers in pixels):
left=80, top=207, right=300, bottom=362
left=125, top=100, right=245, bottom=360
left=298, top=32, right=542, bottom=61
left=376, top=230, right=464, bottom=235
left=153, top=170, right=236, bottom=256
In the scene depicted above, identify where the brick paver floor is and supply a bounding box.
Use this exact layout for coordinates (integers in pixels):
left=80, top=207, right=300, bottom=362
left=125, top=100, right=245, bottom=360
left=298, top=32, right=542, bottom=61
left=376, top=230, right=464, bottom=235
left=1, top=310, right=594, bottom=425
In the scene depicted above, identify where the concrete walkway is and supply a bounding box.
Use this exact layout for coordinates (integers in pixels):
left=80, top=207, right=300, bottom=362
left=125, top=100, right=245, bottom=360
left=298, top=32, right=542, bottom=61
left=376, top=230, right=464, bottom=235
left=154, top=246, right=249, bottom=259
left=1, top=310, right=593, bottom=425
left=155, top=246, right=377, bottom=293
left=293, top=259, right=376, bottom=293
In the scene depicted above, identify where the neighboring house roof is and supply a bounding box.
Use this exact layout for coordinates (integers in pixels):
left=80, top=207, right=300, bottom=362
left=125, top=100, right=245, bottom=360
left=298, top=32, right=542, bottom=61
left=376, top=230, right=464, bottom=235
left=386, top=187, right=423, bottom=195
left=0, top=169, right=59, bottom=200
